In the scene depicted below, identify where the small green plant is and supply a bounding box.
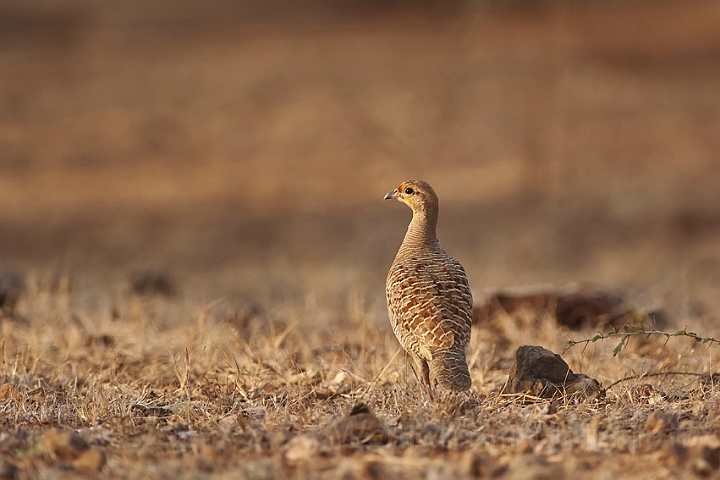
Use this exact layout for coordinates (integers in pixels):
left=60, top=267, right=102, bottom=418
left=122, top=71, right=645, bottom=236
left=566, top=327, right=720, bottom=356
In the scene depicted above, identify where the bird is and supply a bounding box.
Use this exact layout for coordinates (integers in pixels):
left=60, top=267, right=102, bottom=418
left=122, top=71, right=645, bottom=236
left=384, top=180, right=473, bottom=399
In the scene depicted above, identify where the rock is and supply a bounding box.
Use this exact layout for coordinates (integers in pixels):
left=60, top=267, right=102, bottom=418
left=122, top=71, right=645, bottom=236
left=472, top=284, right=665, bottom=330
left=503, top=345, right=604, bottom=400
left=326, top=403, right=389, bottom=445
left=0, top=270, right=24, bottom=316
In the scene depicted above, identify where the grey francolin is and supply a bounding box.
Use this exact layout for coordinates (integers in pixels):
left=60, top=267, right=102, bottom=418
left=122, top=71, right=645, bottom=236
left=384, top=180, right=473, bottom=399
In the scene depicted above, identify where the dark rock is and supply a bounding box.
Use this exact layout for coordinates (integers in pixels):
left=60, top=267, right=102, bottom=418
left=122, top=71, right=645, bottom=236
left=0, top=270, right=24, bottom=315
left=503, top=345, right=604, bottom=400
left=472, top=283, right=663, bottom=330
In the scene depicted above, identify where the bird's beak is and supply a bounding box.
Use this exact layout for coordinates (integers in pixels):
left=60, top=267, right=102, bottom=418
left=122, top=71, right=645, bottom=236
left=384, top=189, right=398, bottom=200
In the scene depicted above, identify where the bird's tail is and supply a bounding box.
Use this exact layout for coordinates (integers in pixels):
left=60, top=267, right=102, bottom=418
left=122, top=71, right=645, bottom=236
left=431, top=350, right=471, bottom=391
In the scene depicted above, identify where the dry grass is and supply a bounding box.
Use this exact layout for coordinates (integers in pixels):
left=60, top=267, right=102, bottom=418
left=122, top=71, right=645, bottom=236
left=1, top=270, right=720, bottom=479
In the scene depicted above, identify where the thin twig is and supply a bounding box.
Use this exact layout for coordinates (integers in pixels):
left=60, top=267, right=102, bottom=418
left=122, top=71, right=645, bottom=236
left=565, top=327, right=720, bottom=356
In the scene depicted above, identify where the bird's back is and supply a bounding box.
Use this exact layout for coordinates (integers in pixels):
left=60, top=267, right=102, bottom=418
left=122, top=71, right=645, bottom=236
left=386, top=242, right=473, bottom=389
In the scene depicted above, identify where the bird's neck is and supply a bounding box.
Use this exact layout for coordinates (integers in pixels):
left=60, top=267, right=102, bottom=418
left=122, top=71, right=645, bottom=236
left=403, top=208, right=439, bottom=248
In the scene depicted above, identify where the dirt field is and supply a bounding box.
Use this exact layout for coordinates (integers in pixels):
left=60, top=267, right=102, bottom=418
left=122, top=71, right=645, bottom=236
left=2, top=0, right=720, bottom=478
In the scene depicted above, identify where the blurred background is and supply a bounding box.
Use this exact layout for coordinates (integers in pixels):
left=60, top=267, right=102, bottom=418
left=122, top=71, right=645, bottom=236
left=1, top=0, right=720, bottom=313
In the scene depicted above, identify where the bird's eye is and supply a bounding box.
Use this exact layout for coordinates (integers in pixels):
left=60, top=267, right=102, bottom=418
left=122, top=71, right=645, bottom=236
left=404, top=187, right=414, bottom=195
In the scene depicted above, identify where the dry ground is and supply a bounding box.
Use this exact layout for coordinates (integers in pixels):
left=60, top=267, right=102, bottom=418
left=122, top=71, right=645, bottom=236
left=2, top=0, right=720, bottom=478
left=2, top=271, right=720, bottom=479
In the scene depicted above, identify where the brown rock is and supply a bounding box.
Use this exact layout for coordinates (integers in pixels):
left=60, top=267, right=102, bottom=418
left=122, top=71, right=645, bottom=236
left=473, top=284, right=665, bottom=330
left=327, top=403, right=389, bottom=445
left=503, top=345, right=604, bottom=400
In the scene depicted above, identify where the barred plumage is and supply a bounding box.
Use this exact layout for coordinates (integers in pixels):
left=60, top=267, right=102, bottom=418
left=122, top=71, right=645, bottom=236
left=384, top=180, right=473, bottom=398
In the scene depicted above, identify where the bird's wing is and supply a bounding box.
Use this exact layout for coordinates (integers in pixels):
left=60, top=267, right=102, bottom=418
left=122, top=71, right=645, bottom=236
left=387, top=255, right=472, bottom=358
left=422, top=255, right=473, bottom=350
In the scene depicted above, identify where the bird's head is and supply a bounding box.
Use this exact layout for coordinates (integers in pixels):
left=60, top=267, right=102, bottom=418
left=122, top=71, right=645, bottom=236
left=383, top=180, right=438, bottom=215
